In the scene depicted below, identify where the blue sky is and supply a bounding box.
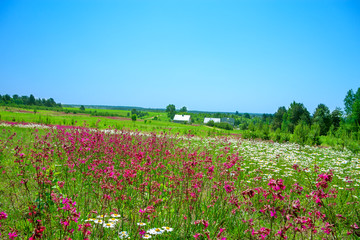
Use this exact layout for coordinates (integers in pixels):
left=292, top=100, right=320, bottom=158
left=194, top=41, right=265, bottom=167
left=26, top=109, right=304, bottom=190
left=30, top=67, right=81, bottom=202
left=0, top=0, right=359, bottom=113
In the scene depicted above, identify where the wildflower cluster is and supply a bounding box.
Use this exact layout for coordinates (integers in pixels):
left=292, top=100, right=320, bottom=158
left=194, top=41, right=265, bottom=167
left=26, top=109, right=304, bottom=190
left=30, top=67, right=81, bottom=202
left=0, top=123, right=359, bottom=239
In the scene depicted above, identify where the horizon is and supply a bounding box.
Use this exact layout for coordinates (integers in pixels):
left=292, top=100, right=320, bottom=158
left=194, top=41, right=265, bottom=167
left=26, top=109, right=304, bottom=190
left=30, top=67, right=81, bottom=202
left=1, top=0, right=359, bottom=114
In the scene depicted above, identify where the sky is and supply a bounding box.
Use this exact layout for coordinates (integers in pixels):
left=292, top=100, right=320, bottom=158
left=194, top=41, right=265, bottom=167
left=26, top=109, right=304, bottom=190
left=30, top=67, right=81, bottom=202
left=0, top=0, right=359, bottom=114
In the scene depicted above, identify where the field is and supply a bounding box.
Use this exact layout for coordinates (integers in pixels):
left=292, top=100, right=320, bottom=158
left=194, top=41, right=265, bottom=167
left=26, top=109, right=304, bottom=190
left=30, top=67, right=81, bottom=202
left=0, top=107, right=238, bottom=138
left=0, top=122, right=359, bottom=239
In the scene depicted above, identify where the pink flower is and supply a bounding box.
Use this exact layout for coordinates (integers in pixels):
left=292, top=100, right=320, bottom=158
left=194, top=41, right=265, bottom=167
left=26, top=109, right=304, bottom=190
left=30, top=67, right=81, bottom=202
left=224, top=184, right=233, bottom=193
left=0, top=212, right=8, bottom=220
left=61, top=219, right=69, bottom=226
left=8, top=232, right=18, bottom=239
left=270, top=210, right=277, bottom=218
left=139, top=230, right=146, bottom=236
left=58, top=181, right=65, bottom=188
left=193, top=233, right=201, bottom=239
left=351, top=223, right=359, bottom=229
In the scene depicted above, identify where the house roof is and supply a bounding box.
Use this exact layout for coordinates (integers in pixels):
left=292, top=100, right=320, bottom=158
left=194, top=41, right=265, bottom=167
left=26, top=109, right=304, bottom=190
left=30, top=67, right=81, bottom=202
left=173, top=114, right=191, bottom=121
left=204, top=117, right=221, bottom=123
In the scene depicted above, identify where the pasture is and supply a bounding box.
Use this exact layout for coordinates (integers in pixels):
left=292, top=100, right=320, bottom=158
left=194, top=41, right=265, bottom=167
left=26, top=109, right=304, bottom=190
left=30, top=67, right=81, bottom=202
left=0, top=107, right=236, bottom=138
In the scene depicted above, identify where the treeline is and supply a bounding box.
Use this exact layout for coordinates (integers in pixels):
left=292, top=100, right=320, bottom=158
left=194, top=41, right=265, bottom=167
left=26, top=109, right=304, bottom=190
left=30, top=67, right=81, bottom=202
left=165, top=89, right=360, bottom=152
left=241, top=88, right=360, bottom=152
left=0, top=94, right=62, bottom=109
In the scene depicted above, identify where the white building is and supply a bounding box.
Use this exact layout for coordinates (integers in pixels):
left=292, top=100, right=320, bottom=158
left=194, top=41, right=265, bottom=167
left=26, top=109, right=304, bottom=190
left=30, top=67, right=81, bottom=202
left=173, top=114, right=191, bottom=123
left=204, top=118, right=221, bottom=124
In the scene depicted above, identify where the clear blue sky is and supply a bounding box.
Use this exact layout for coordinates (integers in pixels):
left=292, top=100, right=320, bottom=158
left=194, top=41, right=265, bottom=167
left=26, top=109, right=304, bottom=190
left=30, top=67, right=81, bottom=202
left=0, top=0, right=359, bottom=113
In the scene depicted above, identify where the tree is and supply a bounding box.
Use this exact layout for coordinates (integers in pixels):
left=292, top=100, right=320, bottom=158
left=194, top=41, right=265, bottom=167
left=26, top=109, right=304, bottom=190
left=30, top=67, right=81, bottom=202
left=307, top=123, right=321, bottom=145
left=352, top=99, right=360, bottom=127
left=330, top=107, right=342, bottom=131
left=131, top=114, right=137, bottom=122
left=206, top=120, right=215, bottom=127
left=29, top=94, right=36, bottom=105
left=293, top=121, right=310, bottom=149
left=80, top=105, right=85, bottom=111
left=344, top=88, right=360, bottom=130
left=344, top=89, right=355, bottom=116
left=180, top=106, right=187, bottom=112
left=313, top=103, right=331, bottom=135
left=272, top=106, right=287, bottom=130
left=2, top=94, right=11, bottom=103
left=166, top=104, right=176, bottom=120
left=287, top=101, right=311, bottom=133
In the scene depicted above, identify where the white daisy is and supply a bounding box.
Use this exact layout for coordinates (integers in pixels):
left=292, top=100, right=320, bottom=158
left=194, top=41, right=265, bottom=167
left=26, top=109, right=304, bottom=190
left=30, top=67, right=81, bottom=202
left=93, top=219, right=104, bottom=224
left=143, top=234, right=151, bottom=239
left=162, top=226, right=174, bottom=232
left=137, top=222, right=146, bottom=226
left=108, top=218, right=119, bottom=222
left=111, top=213, right=121, bottom=217
left=147, top=228, right=164, bottom=235
left=103, top=222, right=115, bottom=228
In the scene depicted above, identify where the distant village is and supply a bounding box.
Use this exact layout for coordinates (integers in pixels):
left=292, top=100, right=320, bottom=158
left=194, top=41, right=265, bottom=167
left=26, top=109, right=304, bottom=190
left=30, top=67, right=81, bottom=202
left=173, top=114, right=234, bottom=126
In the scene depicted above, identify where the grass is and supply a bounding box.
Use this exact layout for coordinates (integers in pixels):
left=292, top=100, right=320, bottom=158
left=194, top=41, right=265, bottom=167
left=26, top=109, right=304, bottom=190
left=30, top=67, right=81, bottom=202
left=0, top=106, right=239, bottom=138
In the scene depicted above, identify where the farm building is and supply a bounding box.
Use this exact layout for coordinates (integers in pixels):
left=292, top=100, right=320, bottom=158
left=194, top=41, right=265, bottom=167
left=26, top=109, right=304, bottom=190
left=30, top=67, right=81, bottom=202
left=221, top=117, right=235, bottom=125
left=203, top=118, right=221, bottom=124
left=173, top=114, right=191, bottom=123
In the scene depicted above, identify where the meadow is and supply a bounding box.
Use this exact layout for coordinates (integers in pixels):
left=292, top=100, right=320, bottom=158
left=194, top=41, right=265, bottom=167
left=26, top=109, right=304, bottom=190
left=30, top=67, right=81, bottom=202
left=0, top=121, right=359, bottom=239
left=0, top=107, right=236, bottom=138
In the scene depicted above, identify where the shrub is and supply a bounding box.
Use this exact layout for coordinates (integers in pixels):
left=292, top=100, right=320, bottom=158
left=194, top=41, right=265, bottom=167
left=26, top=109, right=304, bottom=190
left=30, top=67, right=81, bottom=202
left=214, top=122, right=233, bottom=130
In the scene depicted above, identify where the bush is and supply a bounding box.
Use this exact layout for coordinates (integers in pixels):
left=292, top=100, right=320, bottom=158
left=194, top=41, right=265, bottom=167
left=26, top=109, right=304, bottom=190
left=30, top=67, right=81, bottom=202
left=214, top=122, right=233, bottom=130
left=292, top=122, right=310, bottom=147
left=206, top=120, right=215, bottom=127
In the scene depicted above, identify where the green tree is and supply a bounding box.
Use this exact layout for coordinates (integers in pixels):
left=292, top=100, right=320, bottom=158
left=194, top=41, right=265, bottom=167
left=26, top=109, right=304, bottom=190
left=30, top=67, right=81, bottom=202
left=206, top=120, right=215, bottom=127
left=287, top=101, right=311, bottom=133
left=293, top=121, right=310, bottom=149
left=80, top=105, right=85, bottom=111
left=330, top=107, right=342, bottom=131
left=272, top=106, right=287, bottom=130
left=180, top=106, right=187, bottom=112
left=131, top=114, right=137, bottom=122
left=244, top=113, right=251, bottom=119
left=2, top=94, right=11, bottom=103
left=166, top=104, right=176, bottom=120
left=29, top=94, right=36, bottom=105
left=307, top=123, right=321, bottom=145
left=313, top=103, right=331, bottom=135
left=344, top=88, right=360, bottom=130
left=353, top=99, right=360, bottom=127
left=344, top=89, right=355, bottom=116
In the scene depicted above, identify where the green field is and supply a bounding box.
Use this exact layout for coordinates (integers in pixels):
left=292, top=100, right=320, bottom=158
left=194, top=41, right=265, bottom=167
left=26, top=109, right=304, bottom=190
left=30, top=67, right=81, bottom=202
left=0, top=106, right=238, bottom=138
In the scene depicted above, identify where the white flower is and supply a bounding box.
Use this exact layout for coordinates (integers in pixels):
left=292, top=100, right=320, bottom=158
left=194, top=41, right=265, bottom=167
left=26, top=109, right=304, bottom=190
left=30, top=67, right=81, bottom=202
left=119, top=231, right=130, bottom=239
left=162, top=226, right=174, bottom=232
left=109, top=218, right=119, bottom=222
left=111, top=213, right=121, bottom=217
left=96, top=214, right=108, bottom=218
left=137, top=222, right=146, bottom=226
left=93, top=219, right=104, bottom=224
left=103, top=222, right=116, bottom=228
left=143, top=234, right=151, bottom=239
left=147, top=228, right=164, bottom=235
left=84, top=218, right=96, bottom=222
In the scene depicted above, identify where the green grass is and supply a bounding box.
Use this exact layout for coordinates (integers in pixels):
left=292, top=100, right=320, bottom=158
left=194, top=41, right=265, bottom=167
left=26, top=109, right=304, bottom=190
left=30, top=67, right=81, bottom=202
left=0, top=106, right=239, bottom=137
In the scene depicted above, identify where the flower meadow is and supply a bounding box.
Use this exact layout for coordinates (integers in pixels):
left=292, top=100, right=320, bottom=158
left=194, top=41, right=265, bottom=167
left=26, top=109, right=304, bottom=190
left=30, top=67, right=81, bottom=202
left=0, top=122, right=360, bottom=239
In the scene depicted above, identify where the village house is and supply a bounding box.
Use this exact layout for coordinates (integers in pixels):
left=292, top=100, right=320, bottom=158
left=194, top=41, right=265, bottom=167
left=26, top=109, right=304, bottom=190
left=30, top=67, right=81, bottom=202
left=173, top=114, right=191, bottom=124
left=221, top=117, right=235, bottom=126
left=203, top=117, right=221, bottom=124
